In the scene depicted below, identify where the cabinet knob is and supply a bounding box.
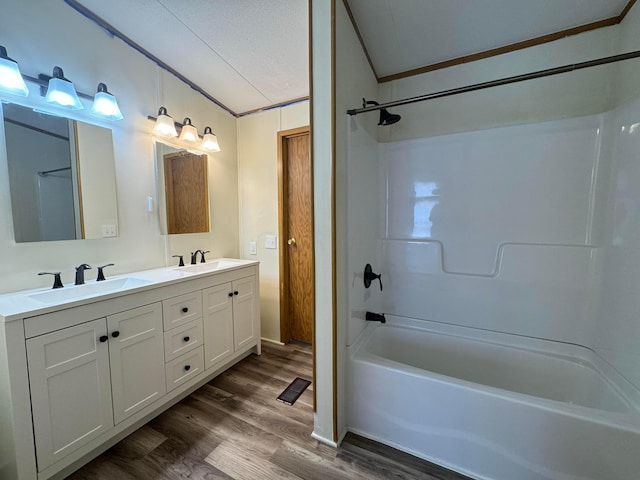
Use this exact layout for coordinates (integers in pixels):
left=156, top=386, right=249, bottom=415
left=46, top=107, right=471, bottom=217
left=111, top=331, right=120, bottom=338
left=234, top=291, right=239, bottom=296
left=228, top=292, right=233, bottom=297
left=99, top=335, right=108, bottom=343
left=184, top=365, right=191, bottom=371
left=183, top=336, right=190, bottom=342
left=181, top=307, right=189, bottom=313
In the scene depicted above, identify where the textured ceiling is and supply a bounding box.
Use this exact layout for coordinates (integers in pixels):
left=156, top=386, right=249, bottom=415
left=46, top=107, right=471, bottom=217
left=70, top=0, right=633, bottom=115
left=347, top=0, right=632, bottom=78
left=71, top=0, right=309, bottom=115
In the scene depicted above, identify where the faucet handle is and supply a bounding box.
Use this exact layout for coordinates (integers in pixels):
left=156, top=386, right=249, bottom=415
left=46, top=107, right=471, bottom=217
left=96, top=263, right=114, bottom=281
left=200, top=250, right=210, bottom=263
left=38, top=272, right=64, bottom=289
left=172, top=255, right=185, bottom=267
left=363, top=263, right=383, bottom=291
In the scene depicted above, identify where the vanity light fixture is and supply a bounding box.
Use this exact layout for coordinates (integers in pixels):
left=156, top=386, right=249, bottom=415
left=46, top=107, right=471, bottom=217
left=90, top=83, right=123, bottom=120
left=148, top=108, right=222, bottom=153
left=0, top=46, right=29, bottom=97
left=201, top=126, right=220, bottom=152
left=43, top=66, right=83, bottom=110
left=178, top=117, right=199, bottom=143
left=152, top=106, right=178, bottom=137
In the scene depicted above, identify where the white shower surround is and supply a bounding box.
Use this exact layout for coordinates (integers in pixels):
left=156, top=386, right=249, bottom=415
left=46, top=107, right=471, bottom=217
left=345, top=98, right=640, bottom=475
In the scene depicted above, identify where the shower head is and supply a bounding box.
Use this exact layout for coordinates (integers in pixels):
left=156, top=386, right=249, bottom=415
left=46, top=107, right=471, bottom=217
left=378, top=108, right=401, bottom=126
left=362, top=98, right=401, bottom=126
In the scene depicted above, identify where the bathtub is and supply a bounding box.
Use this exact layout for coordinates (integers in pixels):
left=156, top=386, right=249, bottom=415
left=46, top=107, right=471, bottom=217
left=346, top=315, right=640, bottom=480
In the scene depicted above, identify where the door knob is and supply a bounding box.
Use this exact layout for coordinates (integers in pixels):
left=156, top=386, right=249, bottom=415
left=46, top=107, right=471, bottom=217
left=287, top=237, right=296, bottom=246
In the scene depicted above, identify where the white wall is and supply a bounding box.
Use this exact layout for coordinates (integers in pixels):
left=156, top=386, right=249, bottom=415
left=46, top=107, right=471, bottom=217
left=237, top=102, right=309, bottom=342
left=594, top=4, right=640, bottom=390
left=311, top=0, right=337, bottom=445
left=378, top=25, right=619, bottom=142
left=75, top=122, right=118, bottom=240
left=335, top=0, right=380, bottom=444
left=0, top=0, right=239, bottom=293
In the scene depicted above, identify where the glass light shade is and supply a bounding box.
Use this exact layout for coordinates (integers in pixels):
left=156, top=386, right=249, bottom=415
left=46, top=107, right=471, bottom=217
left=0, top=53, right=29, bottom=97
left=90, top=83, right=123, bottom=120
left=44, top=77, right=83, bottom=110
left=178, top=117, right=199, bottom=143
left=152, top=107, right=178, bottom=137
left=201, top=127, right=220, bottom=152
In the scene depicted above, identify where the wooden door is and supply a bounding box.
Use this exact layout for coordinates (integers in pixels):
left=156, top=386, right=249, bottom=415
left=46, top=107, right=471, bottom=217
left=278, top=128, right=314, bottom=344
left=163, top=151, right=209, bottom=234
left=26, top=318, right=114, bottom=470
left=107, top=303, right=165, bottom=424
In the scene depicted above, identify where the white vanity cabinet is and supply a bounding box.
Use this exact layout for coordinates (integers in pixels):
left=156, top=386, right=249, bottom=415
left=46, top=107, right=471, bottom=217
left=106, top=303, right=166, bottom=424
left=26, top=319, right=114, bottom=471
left=231, top=275, right=258, bottom=351
left=202, top=275, right=257, bottom=370
left=0, top=260, right=260, bottom=480
left=26, top=303, right=165, bottom=471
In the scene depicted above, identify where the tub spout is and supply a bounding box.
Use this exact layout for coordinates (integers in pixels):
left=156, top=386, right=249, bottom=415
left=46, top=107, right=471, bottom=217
left=366, top=311, right=386, bottom=323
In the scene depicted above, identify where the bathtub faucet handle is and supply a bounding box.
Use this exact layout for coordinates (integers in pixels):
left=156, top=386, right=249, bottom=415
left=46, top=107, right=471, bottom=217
left=364, top=263, right=383, bottom=291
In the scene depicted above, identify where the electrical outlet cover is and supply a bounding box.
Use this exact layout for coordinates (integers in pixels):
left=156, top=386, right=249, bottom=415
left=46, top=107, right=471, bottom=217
left=249, top=242, right=257, bottom=255
left=102, top=224, right=117, bottom=237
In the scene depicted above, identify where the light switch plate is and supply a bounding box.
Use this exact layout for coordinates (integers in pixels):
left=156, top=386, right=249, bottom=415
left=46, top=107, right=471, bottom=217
left=265, top=235, right=277, bottom=249
left=249, top=241, right=257, bottom=255
left=102, top=225, right=117, bottom=237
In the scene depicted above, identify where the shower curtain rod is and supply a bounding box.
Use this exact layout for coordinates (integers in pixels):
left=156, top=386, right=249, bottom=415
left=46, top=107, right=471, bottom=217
left=38, top=166, right=71, bottom=177
left=346, top=50, right=640, bottom=116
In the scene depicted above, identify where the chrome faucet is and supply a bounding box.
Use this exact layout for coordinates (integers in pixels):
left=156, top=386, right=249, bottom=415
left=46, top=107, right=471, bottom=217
left=75, top=264, right=92, bottom=285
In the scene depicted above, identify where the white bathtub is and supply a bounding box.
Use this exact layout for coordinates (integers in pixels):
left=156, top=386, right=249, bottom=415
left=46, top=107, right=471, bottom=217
left=347, top=315, right=640, bottom=480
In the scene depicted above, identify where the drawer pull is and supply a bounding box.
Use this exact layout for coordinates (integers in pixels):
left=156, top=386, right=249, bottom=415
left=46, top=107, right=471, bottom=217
left=228, top=292, right=233, bottom=297
left=234, top=291, right=239, bottom=296
left=184, top=365, right=191, bottom=371
left=183, top=336, right=190, bottom=342
left=181, top=307, right=189, bottom=313
left=111, top=331, right=120, bottom=338
left=99, top=335, right=108, bottom=343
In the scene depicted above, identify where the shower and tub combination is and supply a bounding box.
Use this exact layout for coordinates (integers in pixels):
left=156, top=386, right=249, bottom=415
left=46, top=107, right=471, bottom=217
left=344, top=51, right=640, bottom=479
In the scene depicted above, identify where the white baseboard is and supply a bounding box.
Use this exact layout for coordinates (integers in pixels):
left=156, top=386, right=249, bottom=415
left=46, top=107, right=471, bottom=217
left=311, top=431, right=338, bottom=448
left=261, top=336, right=284, bottom=345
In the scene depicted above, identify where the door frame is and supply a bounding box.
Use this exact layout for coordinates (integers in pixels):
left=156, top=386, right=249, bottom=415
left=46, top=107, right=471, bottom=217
left=277, top=126, right=314, bottom=344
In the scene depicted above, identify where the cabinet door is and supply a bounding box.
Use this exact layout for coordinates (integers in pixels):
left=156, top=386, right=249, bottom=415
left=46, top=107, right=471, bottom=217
left=107, top=303, right=166, bottom=424
left=203, top=283, right=234, bottom=369
left=26, top=318, right=113, bottom=471
left=233, top=275, right=258, bottom=351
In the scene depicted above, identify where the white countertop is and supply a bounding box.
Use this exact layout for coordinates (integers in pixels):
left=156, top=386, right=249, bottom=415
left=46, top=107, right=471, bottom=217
left=0, top=258, right=259, bottom=323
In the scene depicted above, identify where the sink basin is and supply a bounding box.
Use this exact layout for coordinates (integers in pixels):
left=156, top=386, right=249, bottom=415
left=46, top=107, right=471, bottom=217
left=174, top=259, right=241, bottom=274
left=28, top=277, right=151, bottom=304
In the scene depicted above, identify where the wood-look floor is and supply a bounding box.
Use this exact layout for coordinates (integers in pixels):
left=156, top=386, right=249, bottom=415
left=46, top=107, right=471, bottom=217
left=68, top=342, right=471, bottom=480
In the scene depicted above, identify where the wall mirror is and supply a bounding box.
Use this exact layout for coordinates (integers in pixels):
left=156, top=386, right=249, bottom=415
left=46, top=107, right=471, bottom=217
left=155, top=142, right=210, bottom=235
left=2, top=103, right=119, bottom=242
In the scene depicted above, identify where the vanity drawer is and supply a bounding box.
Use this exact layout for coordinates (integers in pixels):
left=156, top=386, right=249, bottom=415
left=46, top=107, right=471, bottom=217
left=165, top=346, right=204, bottom=392
left=164, top=318, right=203, bottom=362
left=162, top=291, right=202, bottom=330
